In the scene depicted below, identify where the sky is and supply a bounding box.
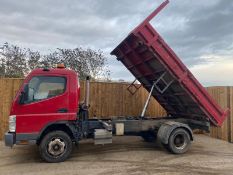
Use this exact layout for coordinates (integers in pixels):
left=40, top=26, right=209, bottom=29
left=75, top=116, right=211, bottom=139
left=0, top=0, right=233, bottom=86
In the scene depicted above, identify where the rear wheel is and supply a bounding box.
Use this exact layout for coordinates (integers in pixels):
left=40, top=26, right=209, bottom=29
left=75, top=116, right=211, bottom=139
left=166, top=128, right=191, bottom=154
left=39, top=131, right=73, bottom=163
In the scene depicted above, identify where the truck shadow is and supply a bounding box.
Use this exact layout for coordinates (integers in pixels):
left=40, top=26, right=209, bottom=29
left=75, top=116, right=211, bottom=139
left=71, top=136, right=166, bottom=159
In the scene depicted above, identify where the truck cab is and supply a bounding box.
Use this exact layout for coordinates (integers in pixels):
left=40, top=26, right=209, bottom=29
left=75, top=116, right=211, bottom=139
left=5, top=66, right=80, bottom=160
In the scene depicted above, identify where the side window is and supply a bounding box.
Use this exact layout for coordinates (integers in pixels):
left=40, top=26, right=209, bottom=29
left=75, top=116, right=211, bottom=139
left=26, top=76, right=66, bottom=103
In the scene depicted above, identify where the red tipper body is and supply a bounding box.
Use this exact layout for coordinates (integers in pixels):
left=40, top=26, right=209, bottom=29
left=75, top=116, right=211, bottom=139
left=111, top=0, right=229, bottom=126
left=10, top=68, right=80, bottom=134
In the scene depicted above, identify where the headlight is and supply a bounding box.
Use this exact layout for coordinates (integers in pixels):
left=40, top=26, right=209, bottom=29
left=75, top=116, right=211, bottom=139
left=9, top=115, right=16, bottom=132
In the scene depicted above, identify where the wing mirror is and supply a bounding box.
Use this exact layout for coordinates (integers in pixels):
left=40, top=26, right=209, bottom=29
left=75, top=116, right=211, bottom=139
left=19, top=84, right=29, bottom=104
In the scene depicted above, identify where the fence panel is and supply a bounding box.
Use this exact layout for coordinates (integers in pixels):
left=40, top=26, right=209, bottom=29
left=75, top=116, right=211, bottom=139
left=230, top=87, right=233, bottom=142
left=0, top=78, right=232, bottom=142
left=0, top=78, right=166, bottom=139
left=207, top=87, right=229, bottom=141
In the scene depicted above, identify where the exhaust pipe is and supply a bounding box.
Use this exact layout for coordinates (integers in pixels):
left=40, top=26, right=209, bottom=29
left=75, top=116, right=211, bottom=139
left=84, top=76, right=90, bottom=108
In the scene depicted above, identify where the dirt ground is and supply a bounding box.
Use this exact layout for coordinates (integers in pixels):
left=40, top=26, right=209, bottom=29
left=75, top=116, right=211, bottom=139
left=0, top=135, right=233, bottom=175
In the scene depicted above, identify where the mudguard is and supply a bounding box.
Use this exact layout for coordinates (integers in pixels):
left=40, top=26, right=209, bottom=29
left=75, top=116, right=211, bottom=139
left=157, top=121, right=193, bottom=145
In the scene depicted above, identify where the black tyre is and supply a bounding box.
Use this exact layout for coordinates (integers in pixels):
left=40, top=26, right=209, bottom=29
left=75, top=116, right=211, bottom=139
left=167, top=128, right=191, bottom=154
left=39, top=131, right=73, bottom=163
left=141, top=132, right=156, bottom=142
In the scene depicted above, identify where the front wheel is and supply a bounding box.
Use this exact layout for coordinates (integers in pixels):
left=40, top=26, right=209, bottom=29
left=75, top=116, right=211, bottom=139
left=165, top=128, right=191, bottom=154
left=39, top=131, right=73, bottom=163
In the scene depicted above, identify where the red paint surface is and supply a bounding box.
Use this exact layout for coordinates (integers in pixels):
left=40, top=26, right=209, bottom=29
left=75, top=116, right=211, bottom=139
left=10, top=68, right=80, bottom=134
left=111, top=0, right=229, bottom=126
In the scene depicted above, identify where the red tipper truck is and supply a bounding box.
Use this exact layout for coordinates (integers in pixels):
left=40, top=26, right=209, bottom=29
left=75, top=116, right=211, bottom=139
left=5, top=0, right=229, bottom=163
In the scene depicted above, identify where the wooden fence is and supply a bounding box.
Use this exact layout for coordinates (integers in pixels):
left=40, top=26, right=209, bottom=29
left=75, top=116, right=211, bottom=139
left=0, top=78, right=232, bottom=143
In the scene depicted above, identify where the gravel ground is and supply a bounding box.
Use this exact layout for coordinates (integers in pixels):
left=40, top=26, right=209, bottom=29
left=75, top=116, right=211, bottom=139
left=0, top=134, right=233, bottom=175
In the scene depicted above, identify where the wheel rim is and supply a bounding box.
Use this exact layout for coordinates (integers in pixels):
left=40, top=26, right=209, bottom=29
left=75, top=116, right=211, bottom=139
left=47, top=137, right=66, bottom=157
left=173, top=134, right=187, bottom=150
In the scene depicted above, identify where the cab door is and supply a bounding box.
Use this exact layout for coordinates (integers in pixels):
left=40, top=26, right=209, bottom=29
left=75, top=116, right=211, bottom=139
left=14, top=75, right=71, bottom=134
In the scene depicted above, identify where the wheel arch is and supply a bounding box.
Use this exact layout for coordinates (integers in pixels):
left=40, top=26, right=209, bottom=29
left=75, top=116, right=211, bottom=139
left=37, top=121, right=76, bottom=145
left=157, top=121, right=193, bottom=145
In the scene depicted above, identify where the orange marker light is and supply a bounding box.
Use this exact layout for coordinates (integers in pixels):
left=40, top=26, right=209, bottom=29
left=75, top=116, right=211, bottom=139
left=57, top=63, right=65, bottom=69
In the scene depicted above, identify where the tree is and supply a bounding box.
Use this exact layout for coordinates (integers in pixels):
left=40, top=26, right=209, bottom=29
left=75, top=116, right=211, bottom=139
left=0, top=42, right=110, bottom=80
left=0, top=43, right=28, bottom=78
left=27, top=50, right=41, bottom=71
left=40, top=47, right=110, bottom=80
left=62, top=48, right=110, bottom=80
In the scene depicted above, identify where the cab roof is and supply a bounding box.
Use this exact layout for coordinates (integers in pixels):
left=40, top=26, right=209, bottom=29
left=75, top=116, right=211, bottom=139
left=29, top=68, right=78, bottom=77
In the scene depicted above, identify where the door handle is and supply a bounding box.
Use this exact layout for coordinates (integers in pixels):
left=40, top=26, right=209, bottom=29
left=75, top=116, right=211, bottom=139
left=57, top=108, right=68, bottom=113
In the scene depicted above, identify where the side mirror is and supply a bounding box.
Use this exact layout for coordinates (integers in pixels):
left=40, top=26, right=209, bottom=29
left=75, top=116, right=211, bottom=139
left=19, top=91, right=25, bottom=104
left=19, top=84, right=29, bottom=105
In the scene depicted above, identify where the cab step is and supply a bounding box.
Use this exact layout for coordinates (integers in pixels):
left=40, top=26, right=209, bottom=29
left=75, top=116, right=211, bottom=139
left=94, top=129, right=112, bottom=145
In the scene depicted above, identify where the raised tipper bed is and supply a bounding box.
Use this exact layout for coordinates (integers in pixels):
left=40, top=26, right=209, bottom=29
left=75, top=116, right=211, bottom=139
left=111, top=0, right=229, bottom=126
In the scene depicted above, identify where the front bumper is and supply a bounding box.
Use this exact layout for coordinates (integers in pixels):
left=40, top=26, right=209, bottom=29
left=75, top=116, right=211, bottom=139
left=5, top=132, right=15, bottom=147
